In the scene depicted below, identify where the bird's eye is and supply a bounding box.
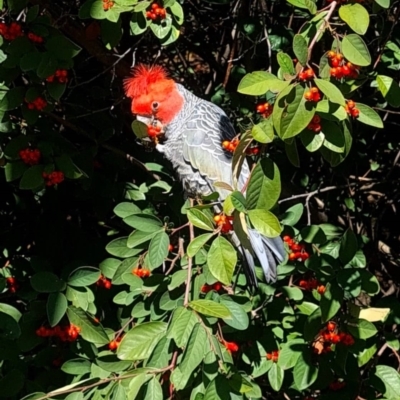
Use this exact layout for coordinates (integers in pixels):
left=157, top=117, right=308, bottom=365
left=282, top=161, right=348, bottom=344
left=152, top=101, right=159, bottom=110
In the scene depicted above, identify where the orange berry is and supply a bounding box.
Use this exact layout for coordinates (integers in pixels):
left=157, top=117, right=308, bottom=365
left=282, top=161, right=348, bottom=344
left=222, top=140, right=230, bottom=149
left=347, top=100, right=355, bottom=109
left=304, top=91, right=313, bottom=101
left=108, top=341, right=118, bottom=350
left=317, top=285, right=326, bottom=294
left=327, top=322, right=336, bottom=332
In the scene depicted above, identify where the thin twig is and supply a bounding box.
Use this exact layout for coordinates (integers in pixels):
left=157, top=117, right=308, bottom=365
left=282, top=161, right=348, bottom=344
left=307, top=1, right=337, bottom=62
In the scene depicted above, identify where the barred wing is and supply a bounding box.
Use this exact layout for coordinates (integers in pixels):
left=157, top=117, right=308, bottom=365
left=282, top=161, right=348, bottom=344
left=181, top=101, right=249, bottom=198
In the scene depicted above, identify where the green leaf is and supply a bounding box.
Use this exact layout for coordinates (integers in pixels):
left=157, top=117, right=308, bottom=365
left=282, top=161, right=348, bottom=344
left=293, top=350, right=318, bottom=390
left=128, top=229, right=161, bottom=248
left=187, top=208, right=214, bottom=231
left=187, top=233, right=213, bottom=258
left=167, top=307, right=198, bottom=348
left=47, top=292, right=68, bottom=327
left=230, top=191, right=247, bottom=212
left=246, top=158, right=281, bottom=210
left=342, top=34, right=371, bottom=66
left=148, top=231, right=169, bottom=269
left=277, top=52, right=295, bottom=75
left=66, top=306, right=109, bottom=345
left=0, top=303, right=22, bottom=322
left=339, top=229, right=358, bottom=264
left=31, top=271, right=66, bottom=293
left=170, top=324, right=207, bottom=390
left=61, top=359, right=92, bottom=375
left=314, top=78, right=346, bottom=106
left=348, top=318, right=377, bottom=339
left=0, top=312, right=21, bottom=339
left=114, top=202, right=141, bottom=218
left=375, top=365, right=400, bottom=400
left=117, top=321, right=167, bottom=360
left=237, top=71, right=287, bottom=95
left=248, top=209, right=282, bottom=237
left=277, top=339, right=304, bottom=370
left=150, top=18, right=172, bottom=39
left=293, top=34, right=308, bottom=66
left=189, top=299, right=231, bottom=318
left=220, top=295, right=249, bottom=330
left=106, top=237, right=143, bottom=258
left=281, top=203, right=304, bottom=226
left=36, top=52, right=58, bottom=79
left=337, top=269, right=361, bottom=297
left=376, top=75, right=400, bottom=108
left=320, top=283, right=343, bottom=322
left=169, top=2, right=184, bottom=24
left=19, top=165, right=44, bottom=190
left=5, top=161, right=27, bottom=182
left=251, top=118, right=274, bottom=144
left=68, top=267, right=101, bottom=287
left=285, top=139, right=300, bottom=167
left=123, top=214, right=163, bottom=232
left=356, top=103, right=384, bottom=128
left=20, top=51, right=42, bottom=71
left=268, top=363, right=284, bottom=391
left=300, top=129, right=325, bottom=152
left=272, top=84, right=316, bottom=140
left=339, top=4, right=370, bottom=35
left=207, top=236, right=237, bottom=285
left=47, top=82, right=66, bottom=101
left=130, top=12, right=149, bottom=36
left=144, top=378, right=163, bottom=400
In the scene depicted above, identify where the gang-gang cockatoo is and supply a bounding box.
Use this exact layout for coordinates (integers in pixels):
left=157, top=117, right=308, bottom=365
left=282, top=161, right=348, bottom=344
left=124, top=64, right=285, bottom=286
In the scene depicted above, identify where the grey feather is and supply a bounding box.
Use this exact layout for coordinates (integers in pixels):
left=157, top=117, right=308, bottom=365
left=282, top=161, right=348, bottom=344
left=150, top=83, right=285, bottom=286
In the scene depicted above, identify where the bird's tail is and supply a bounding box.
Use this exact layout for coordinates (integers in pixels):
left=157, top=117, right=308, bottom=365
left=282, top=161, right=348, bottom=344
left=233, top=229, right=286, bottom=287
left=247, top=229, right=286, bottom=284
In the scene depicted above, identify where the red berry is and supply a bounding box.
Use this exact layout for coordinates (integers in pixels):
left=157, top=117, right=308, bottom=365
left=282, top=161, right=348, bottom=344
left=108, top=341, right=118, bottom=350
left=327, top=322, right=336, bottom=332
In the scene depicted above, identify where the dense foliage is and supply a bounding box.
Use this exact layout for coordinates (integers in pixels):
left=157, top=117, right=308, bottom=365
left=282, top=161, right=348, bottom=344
left=1, top=0, right=400, bottom=399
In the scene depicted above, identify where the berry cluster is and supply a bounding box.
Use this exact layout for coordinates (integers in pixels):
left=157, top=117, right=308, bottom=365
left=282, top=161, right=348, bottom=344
left=314, top=322, right=355, bottom=354
left=36, top=324, right=81, bottom=342
left=6, top=277, right=19, bottom=293
left=222, top=138, right=239, bottom=153
left=345, top=100, right=359, bottom=118
left=328, top=51, right=359, bottom=80
left=283, top=235, right=309, bottom=262
left=256, top=102, right=273, bottom=118
left=299, top=278, right=326, bottom=294
left=307, top=115, right=321, bottom=133
left=19, top=148, right=41, bottom=165
left=246, top=146, right=260, bottom=156
left=201, top=282, right=223, bottom=293
left=329, top=380, right=346, bottom=391
left=42, top=171, right=65, bottom=186
left=46, top=69, right=68, bottom=84
left=298, top=68, right=315, bottom=82
left=266, top=350, right=279, bottom=362
left=304, top=87, right=321, bottom=103
left=108, top=336, right=123, bottom=350
left=132, top=267, right=151, bottom=278
left=27, top=32, right=44, bottom=44
left=213, top=214, right=233, bottom=233
left=146, top=3, right=167, bottom=20
left=0, top=22, right=23, bottom=41
left=222, top=340, right=239, bottom=353
left=147, top=124, right=162, bottom=138
left=96, top=275, right=112, bottom=289
left=102, top=0, right=115, bottom=11
left=26, top=97, right=47, bottom=111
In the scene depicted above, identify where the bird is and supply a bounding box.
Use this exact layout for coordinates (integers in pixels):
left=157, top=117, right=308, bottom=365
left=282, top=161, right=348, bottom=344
left=124, top=64, right=285, bottom=286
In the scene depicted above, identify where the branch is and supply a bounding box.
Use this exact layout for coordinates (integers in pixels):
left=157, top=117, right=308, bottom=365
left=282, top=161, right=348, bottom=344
left=307, top=1, right=337, bottom=61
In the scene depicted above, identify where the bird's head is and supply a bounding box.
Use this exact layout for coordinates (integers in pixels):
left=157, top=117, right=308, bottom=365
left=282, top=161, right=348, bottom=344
left=124, top=64, right=184, bottom=125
